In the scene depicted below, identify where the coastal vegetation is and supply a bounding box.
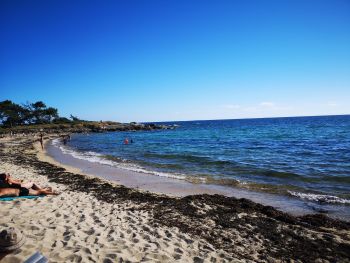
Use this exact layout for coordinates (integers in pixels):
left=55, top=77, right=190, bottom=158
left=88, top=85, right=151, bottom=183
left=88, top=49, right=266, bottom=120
left=0, top=100, right=79, bottom=127
left=0, top=99, right=174, bottom=134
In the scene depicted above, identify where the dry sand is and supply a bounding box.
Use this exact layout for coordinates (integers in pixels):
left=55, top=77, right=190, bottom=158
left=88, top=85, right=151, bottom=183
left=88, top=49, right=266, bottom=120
left=1, top=135, right=349, bottom=263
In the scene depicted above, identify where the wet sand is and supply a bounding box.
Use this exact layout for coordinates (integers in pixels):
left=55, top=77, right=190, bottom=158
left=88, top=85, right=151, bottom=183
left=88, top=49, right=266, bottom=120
left=1, top=135, right=350, bottom=262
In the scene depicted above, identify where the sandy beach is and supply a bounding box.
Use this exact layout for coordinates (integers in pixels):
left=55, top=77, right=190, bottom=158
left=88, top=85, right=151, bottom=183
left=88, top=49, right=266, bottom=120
left=1, top=135, right=350, bottom=263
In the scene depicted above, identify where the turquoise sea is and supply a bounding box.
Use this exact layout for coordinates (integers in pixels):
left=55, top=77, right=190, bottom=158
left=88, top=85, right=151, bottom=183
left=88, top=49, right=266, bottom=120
left=51, top=115, right=350, bottom=217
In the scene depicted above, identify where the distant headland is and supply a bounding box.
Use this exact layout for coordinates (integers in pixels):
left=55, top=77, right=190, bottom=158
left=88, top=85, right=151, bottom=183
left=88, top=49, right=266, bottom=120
left=0, top=100, right=175, bottom=135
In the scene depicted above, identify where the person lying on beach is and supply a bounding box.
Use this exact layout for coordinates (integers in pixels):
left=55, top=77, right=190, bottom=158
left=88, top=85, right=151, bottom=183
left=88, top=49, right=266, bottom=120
left=0, top=173, right=55, bottom=193
left=0, top=187, right=58, bottom=197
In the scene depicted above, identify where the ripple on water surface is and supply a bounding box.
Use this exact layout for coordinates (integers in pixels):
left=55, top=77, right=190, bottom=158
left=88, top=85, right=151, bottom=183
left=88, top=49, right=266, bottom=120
left=57, top=116, right=350, bottom=209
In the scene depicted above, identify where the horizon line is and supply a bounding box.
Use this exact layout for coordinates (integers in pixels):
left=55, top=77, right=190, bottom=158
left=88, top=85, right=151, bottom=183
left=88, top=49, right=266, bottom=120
left=141, top=113, right=350, bottom=124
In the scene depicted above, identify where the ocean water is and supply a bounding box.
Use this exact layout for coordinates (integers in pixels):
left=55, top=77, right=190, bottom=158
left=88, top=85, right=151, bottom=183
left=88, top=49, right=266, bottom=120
left=56, top=115, right=350, bottom=207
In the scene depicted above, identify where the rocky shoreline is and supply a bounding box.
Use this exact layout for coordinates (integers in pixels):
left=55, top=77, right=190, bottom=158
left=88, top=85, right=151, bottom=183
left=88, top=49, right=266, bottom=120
left=0, top=122, right=177, bottom=136
left=1, top=136, right=350, bottom=262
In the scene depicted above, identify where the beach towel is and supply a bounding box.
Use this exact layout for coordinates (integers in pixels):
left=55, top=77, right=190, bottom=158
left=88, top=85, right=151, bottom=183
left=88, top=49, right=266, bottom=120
left=0, top=196, right=44, bottom=201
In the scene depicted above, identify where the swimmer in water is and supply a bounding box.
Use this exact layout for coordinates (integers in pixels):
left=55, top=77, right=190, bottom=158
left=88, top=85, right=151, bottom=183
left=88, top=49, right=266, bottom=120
left=124, top=138, right=129, bottom=144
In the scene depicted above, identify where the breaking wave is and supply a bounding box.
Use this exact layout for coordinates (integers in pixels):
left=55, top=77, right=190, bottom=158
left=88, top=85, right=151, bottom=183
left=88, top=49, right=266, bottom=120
left=288, top=191, right=350, bottom=204
left=51, top=139, right=188, bottom=181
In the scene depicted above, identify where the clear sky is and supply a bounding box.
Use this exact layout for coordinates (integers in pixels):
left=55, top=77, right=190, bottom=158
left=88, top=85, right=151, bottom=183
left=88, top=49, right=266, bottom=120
left=1, top=0, right=349, bottom=122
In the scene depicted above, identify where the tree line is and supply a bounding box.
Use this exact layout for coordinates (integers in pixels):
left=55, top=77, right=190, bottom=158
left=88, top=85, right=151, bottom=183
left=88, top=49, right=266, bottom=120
left=0, top=100, right=80, bottom=127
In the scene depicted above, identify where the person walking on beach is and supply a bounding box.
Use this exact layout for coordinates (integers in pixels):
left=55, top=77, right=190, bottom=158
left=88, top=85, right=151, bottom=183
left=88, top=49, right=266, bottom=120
left=39, top=133, right=44, bottom=150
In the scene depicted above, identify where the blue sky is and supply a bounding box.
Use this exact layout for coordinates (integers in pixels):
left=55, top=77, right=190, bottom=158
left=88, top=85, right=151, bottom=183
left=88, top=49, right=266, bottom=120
left=1, top=0, right=349, bottom=122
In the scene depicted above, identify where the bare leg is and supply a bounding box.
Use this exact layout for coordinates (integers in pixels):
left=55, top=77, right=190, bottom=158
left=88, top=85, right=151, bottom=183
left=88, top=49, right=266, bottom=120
left=21, top=182, right=43, bottom=190
left=31, top=183, right=43, bottom=190
left=0, top=188, right=20, bottom=197
left=28, top=189, right=59, bottom=196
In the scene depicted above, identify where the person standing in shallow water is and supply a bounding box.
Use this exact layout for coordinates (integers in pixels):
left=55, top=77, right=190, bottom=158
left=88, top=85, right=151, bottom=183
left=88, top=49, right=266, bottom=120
left=62, top=134, right=71, bottom=145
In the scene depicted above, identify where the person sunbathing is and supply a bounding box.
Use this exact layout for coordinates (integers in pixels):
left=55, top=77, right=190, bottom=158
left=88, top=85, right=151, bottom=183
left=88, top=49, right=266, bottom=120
left=0, top=173, right=47, bottom=190
left=0, top=187, right=58, bottom=197
left=0, top=173, right=57, bottom=195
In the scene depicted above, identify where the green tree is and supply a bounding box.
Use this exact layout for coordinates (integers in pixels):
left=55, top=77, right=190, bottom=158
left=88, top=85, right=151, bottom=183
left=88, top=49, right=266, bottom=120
left=52, top=117, right=72, bottom=124
left=43, top=107, right=59, bottom=123
left=70, top=114, right=80, bottom=122
left=30, top=101, right=47, bottom=124
left=0, top=99, right=67, bottom=127
left=0, top=100, right=29, bottom=127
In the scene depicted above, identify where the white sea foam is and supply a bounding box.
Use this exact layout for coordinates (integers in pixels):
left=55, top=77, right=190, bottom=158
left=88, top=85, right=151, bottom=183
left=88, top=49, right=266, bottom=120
left=51, top=139, right=188, bottom=180
left=288, top=191, right=350, bottom=204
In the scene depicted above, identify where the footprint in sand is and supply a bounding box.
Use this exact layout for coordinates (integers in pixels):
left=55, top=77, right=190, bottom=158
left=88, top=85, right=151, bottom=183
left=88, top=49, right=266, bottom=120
left=52, top=240, right=64, bottom=249
left=174, top=247, right=183, bottom=254
left=82, top=247, right=92, bottom=254
left=132, top=238, right=139, bottom=243
left=67, top=254, right=82, bottom=262
left=193, top=256, right=204, bottom=263
left=79, top=215, right=86, bottom=222
left=165, top=230, right=173, bottom=238
left=141, top=233, right=151, bottom=242
left=142, top=225, right=150, bottom=232
left=84, top=228, right=95, bottom=235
